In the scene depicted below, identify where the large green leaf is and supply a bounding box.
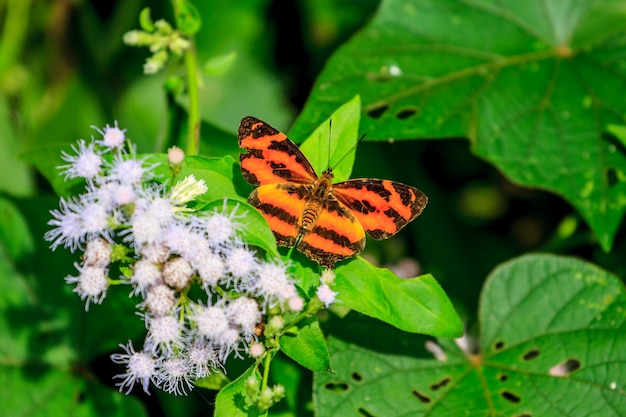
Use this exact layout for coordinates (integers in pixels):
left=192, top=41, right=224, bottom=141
left=280, top=316, right=331, bottom=372
left=334, top=258, right=463, bottom=337
left=214, top=365, right=261, bottom=417
left=315, top=254, right=626, bottom=416
left=292, top=0, right=626, bottom=250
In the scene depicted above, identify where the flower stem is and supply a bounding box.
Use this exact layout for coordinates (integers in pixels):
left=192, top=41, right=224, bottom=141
left=260, top=349, right=272, bottom=393
left=184, top=45, right=200, bottom=155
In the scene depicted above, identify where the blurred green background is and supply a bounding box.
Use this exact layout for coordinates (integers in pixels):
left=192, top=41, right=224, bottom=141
left=2, top=0, right=624, bottom=416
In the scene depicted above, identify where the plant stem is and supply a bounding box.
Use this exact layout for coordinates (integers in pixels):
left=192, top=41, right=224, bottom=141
left=260, top=350, right=272, bottom=393
left=184, top=44, right=200, bottom=155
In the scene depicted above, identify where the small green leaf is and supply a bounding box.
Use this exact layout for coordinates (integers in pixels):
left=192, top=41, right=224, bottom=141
left=175, top=0, right=202, bottom=35
left=280, top=316, right=331, bottom=372
left=139, top=7, right=155, bottom=32
left=202, top=199, right=278, bottom=257
left=297, top=95, right=360, bottom=182
left=316, top=254, right=626, bottom=416
left=214, top=365, right=260, bottom=417
left=334, top=258, right=463, bottom=337
left=203, top=52, right=238, bottom=76
left=196, top=370, right=230, bottom=391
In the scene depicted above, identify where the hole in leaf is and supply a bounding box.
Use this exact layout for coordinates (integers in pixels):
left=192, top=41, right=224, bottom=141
left=395, top=107, right=418, bottom=120
left=430, top=377, right=451, bottom=391
left=411, top=389, right=431, bottom=403
left=501, top=390, right=521, bottom=403
left=358, top=408, right=376, bottom=417
left=351, top=372, right=363, bottom=382
left=549, top=358, right=581, bottom=376
left=606, top=168, right=618, bottom=187
left=514, top=414, right=532, bottom=417
left=522, top=349, right=540, bottom=361
left=324, top=382, right=349, bottom=393
left=497, top=374, right=508, bottom=382
left=77, top=391, right=86, bottom=403
left=366, top=73, right=393, bottom=83
left=366, top=104, right=389, bottom=119
left=493, top=340, right=505, bottom=351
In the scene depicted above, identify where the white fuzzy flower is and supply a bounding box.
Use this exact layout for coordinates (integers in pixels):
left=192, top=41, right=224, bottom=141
left=195, top=250, right=224, bottom=289
left=65, top=263, right=109, bottom=310
left=111, top=341, right=158, bottom=394
left=216, top=327, right=242, bottom=361
left=45, top=197, right=88, bottom=252
left=59, top=139, right=102, bottom=180
left=139, top=243, right=170, bottom=263
left=157, top=357, right=193, bottom=395
left=288, top=296, right=304, bottom=312
left=163, top=224, right=207, bottom=264
left=227, top=297, right=261, bottom=335
left=254, top=263, right=293, bottom=303
left=110, top=157, right=146, bottom=185
left=129, top=211, right=163, bottom=247
left=95, top=121, right=126, bottom=149
left=145, top=314, right=184, bottom=355
left=144, top=284, right=176, bottom=316
left=82, top=201, right=111, bottom=236
left=186, top=339, right=219, bottom=379
left=225, top=246, right=257, bottom=280
left=162, top=257, right=193, bottom=290
left=316, top=283, right=338, bottom=308
left=192, top=303, right=230, bottom=340
left=83, top=238, right=112, bottom=268
left=249, top=342, right=265, bottom=358
left=131, top=259, right=162, bottom=296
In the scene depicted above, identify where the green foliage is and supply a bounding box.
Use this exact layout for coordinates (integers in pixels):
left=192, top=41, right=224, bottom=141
left=2, top=0, right=625, bottom=416
left=292, top=0, right=626, bottom=251
left=315, top=254, right=626, bottom=416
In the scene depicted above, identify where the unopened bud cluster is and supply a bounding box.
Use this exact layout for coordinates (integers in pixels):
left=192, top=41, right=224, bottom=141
left=45, top=123, right=337, bottom=397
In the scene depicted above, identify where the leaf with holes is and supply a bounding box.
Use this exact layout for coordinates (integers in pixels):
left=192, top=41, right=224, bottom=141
left=291, top=0, right=626, bottom=250
left=314, top=254, right=626, bottom=416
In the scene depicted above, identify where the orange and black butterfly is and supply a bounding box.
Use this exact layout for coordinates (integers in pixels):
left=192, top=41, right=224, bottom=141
left=238, top=116, right=428, bottom=268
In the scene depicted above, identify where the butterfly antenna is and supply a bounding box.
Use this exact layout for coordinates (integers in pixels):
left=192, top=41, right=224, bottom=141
left=330, top=132, right=367, bottom=171
left=327, top=119, right=332, bottom=169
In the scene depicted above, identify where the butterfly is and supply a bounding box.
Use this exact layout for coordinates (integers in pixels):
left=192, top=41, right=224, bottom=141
left=238, top=116, right=428, bottom=268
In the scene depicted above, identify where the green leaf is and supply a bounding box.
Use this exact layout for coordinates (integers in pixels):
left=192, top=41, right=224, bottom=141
left=203, top=52, right=238, bottom=76
left=215, top=365, right=260, bottom=417
left=175, top=0, right=202, bottom=35
left=334, top=258, right=463, bottom=337
left=138, top=7, right=155, bottom=32
left=280, top=316, right=331, bottom=372
left=202, top=199, right=278, bottom=257
left=315, top=254, right=626, bottom=416
left=0, top=196, right=34, bottom=261
left=196, top=370, right=230, bottom=391
left=297, top=95, right=361, bottom=182
left=292, top=0, right=626, bottom=250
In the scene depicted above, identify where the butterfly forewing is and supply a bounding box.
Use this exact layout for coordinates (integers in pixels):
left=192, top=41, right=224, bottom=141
left=239, top=116, right=317, bottom=185
left=332, top=179, right=428, bottom=240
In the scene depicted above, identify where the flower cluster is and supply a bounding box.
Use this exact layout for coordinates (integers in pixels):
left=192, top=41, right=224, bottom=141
left=45, top=123, right=337, bottom=397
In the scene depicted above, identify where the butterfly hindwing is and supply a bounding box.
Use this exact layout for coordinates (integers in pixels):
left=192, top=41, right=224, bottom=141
left=332, top=179, right=428, bottom=240
left=248, top=183, right=312, bottom=247
left=239, top=116, right=317, bottom=185
left=297, top=196, right=366, bottom=268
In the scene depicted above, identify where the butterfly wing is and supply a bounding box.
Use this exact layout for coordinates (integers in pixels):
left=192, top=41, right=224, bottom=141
left=239, top=116, right=318, bottom=185
left=332, top=179, right=428, bottom=240
left=297, top=196, right=366, bottom=268
left=248, top=183, right=312, bottom=247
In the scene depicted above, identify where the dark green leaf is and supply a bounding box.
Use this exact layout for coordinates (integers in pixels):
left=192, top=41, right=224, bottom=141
left=292, top=0, right=626, bottom=250
left=280, top=316, right=331, bottom=372
left=196, top=370, right=230, bottom=391
left=316, top=254, right=626, bottom=416
left=334, top=258, right=463, bottom=337
left=215, top=365, right=260, bottom=417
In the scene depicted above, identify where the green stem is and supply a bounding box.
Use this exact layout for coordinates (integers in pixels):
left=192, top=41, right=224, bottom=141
left=0, top=0, right=32, bottom=71
left=260, top=350, right=272, bottom=393
left=184, top=44, right=200, bottom=155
